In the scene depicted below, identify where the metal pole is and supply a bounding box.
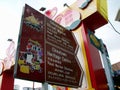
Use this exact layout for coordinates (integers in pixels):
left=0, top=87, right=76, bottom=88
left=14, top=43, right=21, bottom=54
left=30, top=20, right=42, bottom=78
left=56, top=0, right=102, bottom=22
left=33, top=82, right=35, bottom=90
left=100, top=39, right=115, bottom=90
left=42, top=82, right=48, bottom=90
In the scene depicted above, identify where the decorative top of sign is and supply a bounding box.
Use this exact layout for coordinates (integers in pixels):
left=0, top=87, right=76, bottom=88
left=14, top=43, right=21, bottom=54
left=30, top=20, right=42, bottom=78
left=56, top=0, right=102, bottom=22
left=0, top=41, right=15, bottom=75
left=60, top=10, right=81, bottom=30
left=77, top=0, right=91, bottom=9
left=45, top=7, right=57, bottom=19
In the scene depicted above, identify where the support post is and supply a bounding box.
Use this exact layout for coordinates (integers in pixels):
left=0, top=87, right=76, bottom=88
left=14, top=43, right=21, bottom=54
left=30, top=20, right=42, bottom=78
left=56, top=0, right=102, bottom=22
left=42, top=82, right=49, bottom=90
left=100, top=39, right=115, bottom=90
left=1, top=69, right=14, bottom=90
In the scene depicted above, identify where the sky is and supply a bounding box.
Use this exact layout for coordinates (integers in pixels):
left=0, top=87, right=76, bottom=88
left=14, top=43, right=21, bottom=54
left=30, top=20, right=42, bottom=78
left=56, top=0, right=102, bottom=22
left=0, top=0, right=120, bottom=89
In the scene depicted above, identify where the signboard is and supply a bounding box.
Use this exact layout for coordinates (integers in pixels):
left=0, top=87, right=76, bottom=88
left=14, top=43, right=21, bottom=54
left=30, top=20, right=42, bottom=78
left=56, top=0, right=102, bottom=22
left=45, top=19, right=83, bottom=87
left=88, top=30, right=102, bottom=52
left=14, top=4, right=83, bottom=87
left=14, top=4, right=45, bottom=82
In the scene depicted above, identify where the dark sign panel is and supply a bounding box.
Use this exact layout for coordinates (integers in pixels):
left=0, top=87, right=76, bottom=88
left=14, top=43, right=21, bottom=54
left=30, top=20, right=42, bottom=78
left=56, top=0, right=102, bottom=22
left=45, top=18, right=83, bottom=87
left=14, top=4, right=45, bottom=82
left=14, top=4, right=83, bottom=87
